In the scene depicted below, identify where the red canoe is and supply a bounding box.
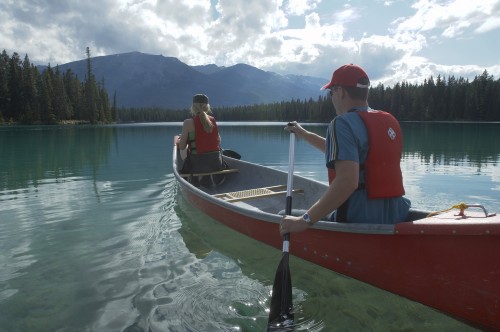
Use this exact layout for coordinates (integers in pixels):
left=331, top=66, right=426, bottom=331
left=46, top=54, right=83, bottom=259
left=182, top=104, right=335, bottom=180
left=172, top=137, right=500, bottom=331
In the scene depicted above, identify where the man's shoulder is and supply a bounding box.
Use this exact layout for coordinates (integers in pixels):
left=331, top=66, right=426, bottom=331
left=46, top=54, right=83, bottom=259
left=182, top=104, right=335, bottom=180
left=332, top=112, right=365, bottom=129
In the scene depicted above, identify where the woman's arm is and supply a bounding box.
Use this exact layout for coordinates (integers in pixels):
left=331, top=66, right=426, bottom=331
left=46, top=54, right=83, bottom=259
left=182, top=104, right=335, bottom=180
left=178, top=118, right=194, bottom=150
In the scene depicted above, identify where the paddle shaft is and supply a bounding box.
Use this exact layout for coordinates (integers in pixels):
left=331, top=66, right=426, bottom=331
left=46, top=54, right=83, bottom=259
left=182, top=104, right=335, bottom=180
left=283, top=132, right=295, bottom=248
left=267, top=132, right=295, bottom=329
left=285, top=133, right=295, bottom=213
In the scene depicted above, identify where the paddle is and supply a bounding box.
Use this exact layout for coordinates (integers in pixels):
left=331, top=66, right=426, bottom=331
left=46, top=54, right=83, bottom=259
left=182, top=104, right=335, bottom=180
left=267, top=131, right=295, bottom=331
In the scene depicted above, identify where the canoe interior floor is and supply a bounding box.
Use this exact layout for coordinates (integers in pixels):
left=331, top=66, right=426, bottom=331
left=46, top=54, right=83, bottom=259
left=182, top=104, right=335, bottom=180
left=213, top=185, right=304, bottom=203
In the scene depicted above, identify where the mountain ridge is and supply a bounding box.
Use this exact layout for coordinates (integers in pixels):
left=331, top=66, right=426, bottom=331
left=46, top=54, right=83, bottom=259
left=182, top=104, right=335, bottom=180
left=40, top=51, right=326, bottom=109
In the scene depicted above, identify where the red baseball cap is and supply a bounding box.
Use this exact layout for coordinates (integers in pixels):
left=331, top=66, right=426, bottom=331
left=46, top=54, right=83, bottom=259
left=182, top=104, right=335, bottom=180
left=321, top=64, right=370, bottom=90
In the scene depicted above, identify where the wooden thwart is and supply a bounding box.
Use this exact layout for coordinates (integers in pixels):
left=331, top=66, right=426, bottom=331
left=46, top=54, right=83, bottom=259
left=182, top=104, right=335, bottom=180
left=179, top=168, right=239, bottom=178
left=213, top=185, right=304, bottom=203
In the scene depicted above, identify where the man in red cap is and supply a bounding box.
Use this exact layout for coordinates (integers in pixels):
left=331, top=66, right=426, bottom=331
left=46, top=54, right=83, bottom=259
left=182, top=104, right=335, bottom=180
left=280, top=64, right=411, bottom=234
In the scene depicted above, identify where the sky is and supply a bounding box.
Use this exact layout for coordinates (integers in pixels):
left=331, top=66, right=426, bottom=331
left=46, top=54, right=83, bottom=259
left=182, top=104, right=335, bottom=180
left=1, top=0, right=500, bottom=87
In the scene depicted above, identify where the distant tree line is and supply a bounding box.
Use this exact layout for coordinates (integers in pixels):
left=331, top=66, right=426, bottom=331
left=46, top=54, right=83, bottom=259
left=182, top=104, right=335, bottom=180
left=370, top=71, right=500, bottom=122
left=118, top=70, right=500, bottom=123
left=2, top=48, right=498, bottom=124
left=0, top=48, right=116, bottom=124
left=116, top=97, right=333, bottom=123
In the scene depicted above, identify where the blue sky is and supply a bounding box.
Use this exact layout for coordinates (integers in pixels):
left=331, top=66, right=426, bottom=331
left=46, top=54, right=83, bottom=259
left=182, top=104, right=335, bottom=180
left=1, top=0, right=499, bottom=87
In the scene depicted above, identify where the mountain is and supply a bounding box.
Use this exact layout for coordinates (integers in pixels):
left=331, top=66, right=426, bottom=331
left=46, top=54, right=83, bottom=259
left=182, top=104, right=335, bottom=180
left=43, top=52, right=326, bottom=109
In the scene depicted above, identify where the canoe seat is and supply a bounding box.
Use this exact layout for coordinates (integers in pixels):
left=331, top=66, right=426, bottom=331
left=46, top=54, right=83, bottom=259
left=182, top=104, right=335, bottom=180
left=179, top=168, right=239, bottom=178
left=213, top=185, right=304, bottom=203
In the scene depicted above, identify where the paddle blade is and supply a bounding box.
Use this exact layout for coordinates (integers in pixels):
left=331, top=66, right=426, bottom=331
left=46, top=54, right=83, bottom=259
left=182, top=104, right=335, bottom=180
left=222, top=149, right=241, bottom=160
left=267, top=253, right=294, bottom=331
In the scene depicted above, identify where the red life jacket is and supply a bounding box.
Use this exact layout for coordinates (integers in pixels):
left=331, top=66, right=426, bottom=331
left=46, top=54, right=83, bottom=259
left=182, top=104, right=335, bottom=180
left=328, top=110, right=405, bottom=199
left=192, top=115, right=220, bottom=153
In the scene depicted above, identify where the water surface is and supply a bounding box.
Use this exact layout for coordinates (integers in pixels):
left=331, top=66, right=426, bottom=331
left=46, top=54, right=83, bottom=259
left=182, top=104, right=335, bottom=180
left=1, top=122, right=499, bottom=331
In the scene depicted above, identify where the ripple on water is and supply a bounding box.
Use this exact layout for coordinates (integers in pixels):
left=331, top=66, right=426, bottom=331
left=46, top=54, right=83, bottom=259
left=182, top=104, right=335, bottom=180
left=145, top=251, right=271, bottom=332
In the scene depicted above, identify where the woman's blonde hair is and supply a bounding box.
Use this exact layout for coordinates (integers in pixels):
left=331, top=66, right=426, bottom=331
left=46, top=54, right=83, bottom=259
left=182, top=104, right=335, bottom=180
left=191, top=102, right=213, bottom=133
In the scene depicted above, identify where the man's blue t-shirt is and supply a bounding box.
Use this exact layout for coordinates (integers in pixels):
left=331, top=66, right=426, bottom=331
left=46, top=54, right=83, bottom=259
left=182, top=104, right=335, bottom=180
left=325, top=110, right=411, bottom=224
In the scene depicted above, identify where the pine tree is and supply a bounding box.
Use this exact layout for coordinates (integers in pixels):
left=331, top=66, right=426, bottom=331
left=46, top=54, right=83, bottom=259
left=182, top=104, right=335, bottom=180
left=63, top=68, right=84, bottom=120
left=40, top=65, right=56, bottom=123
left=52, top=65, right=70, bottom=121
left=6, top=52, right=23, bottom=122
left=20, top=54, right=39, bottom=123
left=0, top=50, right=10, bottom=123
left=85, top=47, right=97, bottom=123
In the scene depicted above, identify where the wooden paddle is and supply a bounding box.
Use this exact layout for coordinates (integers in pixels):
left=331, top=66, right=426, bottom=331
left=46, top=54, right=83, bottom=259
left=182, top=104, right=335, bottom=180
left=267, top=131, right=295, bottom=330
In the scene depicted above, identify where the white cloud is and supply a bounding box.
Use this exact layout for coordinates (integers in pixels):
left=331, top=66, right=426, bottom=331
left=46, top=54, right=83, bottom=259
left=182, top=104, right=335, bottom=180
left=395, top=0, right=500, bottom=38
left=285, top=0, right=321, bottom=16
left=333, top=5, right=361, bottom=25
left=476, top=16, right=500, bottom=33
left=0, top=0, right=499, bottom=87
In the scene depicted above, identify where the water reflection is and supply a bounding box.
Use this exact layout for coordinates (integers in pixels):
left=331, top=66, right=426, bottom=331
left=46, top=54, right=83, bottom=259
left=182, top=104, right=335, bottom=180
left=403, top=122, right=500, bottom=167
left=0, top=125, right=116, bottom=191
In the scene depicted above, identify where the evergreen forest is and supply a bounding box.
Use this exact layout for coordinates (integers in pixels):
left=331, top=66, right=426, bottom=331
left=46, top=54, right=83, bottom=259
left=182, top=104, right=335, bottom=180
left=1, top=49, right=499, bottom=125
left=119, top=71, right=500, bottom=123
left=0, top=48, right=116, bottom=124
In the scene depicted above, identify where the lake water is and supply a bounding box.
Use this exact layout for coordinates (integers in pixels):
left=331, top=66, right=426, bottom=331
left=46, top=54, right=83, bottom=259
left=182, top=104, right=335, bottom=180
left=1, top=122, right=499, bottom=332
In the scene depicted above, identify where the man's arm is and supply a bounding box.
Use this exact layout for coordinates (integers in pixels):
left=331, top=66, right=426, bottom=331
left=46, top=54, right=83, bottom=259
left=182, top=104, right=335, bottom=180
left=307, top=160, right=359, bottom=223
left=285, top=121, right=326, bottom=152
left=280, top=160, right=359, bottom=234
